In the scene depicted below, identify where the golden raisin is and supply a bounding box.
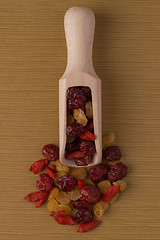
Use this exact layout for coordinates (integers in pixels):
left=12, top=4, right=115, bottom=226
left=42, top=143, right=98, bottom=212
left=108, top=193, right=119, bottom=205
left=83, top=177, right=95, bottom=185
left=54, top=204, right=71, bottom=215
left=68, top=186, right=82, bottom=201
left=113, top=180, right=127, bottom=192
left=93, top=201, right=109, bottom=217
left=67, top=114, right=74, bottom=124
left=56, top=191, right=71, bottom=205
left=97, top=180, right=111, bottom=193
left=102, top=132, right=115, bottom=150
left=85, top=101, right=93, bottom=119
left=73, top=108, right=88, bottom=126
left=55, top=160, right=69, bottom=173
left=47, top=198, right=58, bottom=212
left=71, top=168, right=87, bottom=180
left=48, top=187, right=59, bottom=201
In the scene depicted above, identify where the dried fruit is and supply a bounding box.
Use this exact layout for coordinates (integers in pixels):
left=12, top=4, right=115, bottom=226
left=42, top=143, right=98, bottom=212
left=71, top=168, right=87, bottom=180
left=83, top=177, right=95, bottom=185
left=68, top=186, right=82, bottom=201
left=81, top=86, right=91, bottom=100
left=75, top=209, right=93, bottom=223
left=55, top=215, right=78, bottom=225
left=79, top=140, right=96, bottom=156
left=97, top=180, right=111, bottom=193
left=85, top=101, right=93, bottom=119
left=80, top=185, right=100, bottom=203
left=113, top=180, right=127, bottom=192
left=58, top=175, right=77, bottom=192
left=72, top=200, right=90, bottom=210
left=108, top=193, right=119, bottom=204
left=85, top=121, right=94, bottom=131
left=49, top=165, right=57, bottom=172
left=35, top=195, right=48, bottom=208
left=48, top=187, right=59, bottom=201
left=103, top=146, right=121, bottom=162
left=89, top=164, right=109, bottom=183
left=102, top=133, right=115, bottom=150
left=47, top=198, right=59, bottom=212
left=67, top=87, right=87, bottom=110
left=106, top=160, right=120, bottom=167
left=24, top=191, right=48, bottom=202
left=50, top=210, right=65, bottom=218
left=66, top=151, right=84, bottom=160
left=101, top=185, right=120, bottom=202
left=107, top=162, right=128, bottom=182
left=74, top=155, right=92, bottom=166
left=67, top=123, right=84, bottom=138
left=54, top=204, right=71, bottom=215
left=55, top=172, right=67, bottom=186
left=45, top=167, right=56, bottom=179
left=66, top=136, right=75, bottom=143
left=55, top=160, right=69, bottom=173
left=29, top=159, right=49, bottom=174
left=66, top=140, right=79, bottom=153
left=80, top=129, right=96, bottom=141
left=56, top=191, right=71, bottom=205
left=77, top=220, right=101, bottom=233
left=67, top=114, right=74, bottom=124
left=42, top=144, right=59, bottom=161
left=36, top=173, right=55, bottom=192
left=93, top=201, right=109, bottom=217
left=73, top=108, right=88, bottom=126
left=77, top=179, right=84, bottom=188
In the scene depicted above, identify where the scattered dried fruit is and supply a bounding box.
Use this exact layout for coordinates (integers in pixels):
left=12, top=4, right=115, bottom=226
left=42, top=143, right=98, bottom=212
left=30, top=159, right=49, bottom=174
left=48, top=187, right=59, bottom=201
left=97, top=180, right=111, bottom=193
left=75, top=209, right=93, bottom=223
left=35, top=194, right=49, bottom=208
left=77, top=220, right=101, bottom=233
left=45, top=167, right=56, bottom=179
left=42, top=144, right=59, bottom=161
left=49, top=165, right=58, bottom=172
left=107, top=162, right=128, bottom=182
left=77, top=179, right=84, bottom=188
left=71, top=168, right=87, bottom=180
left=56, top=191, right=71, bottom=205
left=103, top=146, right=121, bottom=162
left=54, top=204, right=71, bottom=215
left=113, top=180, right=127, bottom=192
left=24, top=191, right=48, bottom=202
left=89, top=164, right=109, bottom=183
left=72, top=199, right=90, bottom=210
left=101, top=185, right=120, bottom=202
left=102, top=133, right=115, bottom=150
left=47, top=198, right=59, bottom=212
left=58, top=175, right=77, bottom=192
left=73, top=108, right=88, bottom=126
left=55, top=160, right=69, bottom=173
left=93, top=201, right=109, bottom=217
left=80, top=185, right=100, bottom=203
left=55, top=215, right=78, bottom=225
left=68, top=186, right=82, bottom=201
left=108, top=193, right=119, bottom=204
left=36, top=173, right=55, bottom=192
left=50, top=210, right=65, bottom=219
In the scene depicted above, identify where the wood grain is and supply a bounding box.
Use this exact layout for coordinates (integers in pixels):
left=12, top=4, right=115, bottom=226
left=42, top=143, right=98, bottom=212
left=0, top=0, right=160, bottom=239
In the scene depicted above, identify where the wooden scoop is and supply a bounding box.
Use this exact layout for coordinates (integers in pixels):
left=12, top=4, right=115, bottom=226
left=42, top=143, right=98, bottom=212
left=59, top=7, right=102, bottom=167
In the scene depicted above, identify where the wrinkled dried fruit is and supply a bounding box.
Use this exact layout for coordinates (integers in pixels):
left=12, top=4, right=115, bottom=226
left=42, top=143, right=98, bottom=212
left=58, top=175, right=77, bottom=192
left=68, top=186, right=82, bottom=201
left=103, top=146, right=121, bottom=162
left=113, top=180, right=127, bottom=192
left=85, top=101, right=93, bottom=119
left=75, top=209, right=93, bottom=223
left=89, top=164, right=109, bottom=183
left=85, top=121, right=94, bottom=131
left=79, top=140, right=96, bottom=156
left=67, top=114, right=75, bottom=124
left=66, top=151, right=85, bottom=160
left=81, top=86, right=91, bottom=100
left=45, top=167, right=56, bottom=179
left=67, top=87, right=87, bottom=110
left=74, top=155, right=92, bottom=166
left=54, top=204, right=71, bottom=215
left=93, top=201, right=109, bottom=217
left=77, top=220, right=101, bottom=233
left=50, top=210, right=65, bottom=218
left=66, top=140, right=79, bottom=153
left=24, top=191, right=48, bottom=202
left=55, top=172, right=67, bottom=186
left=80, top=185, right=100, bottom=203
left=66, top=136, right=75, bottom=143
left=101, top=185, right=120, bottom=202
left=77, top=179, right=84, bottom=188
left=108, top=193, right=119, bottom=204
left=47, top=198, right=59, bottom=212
left=56, top=191, right=71, bottom=205
left=108, top=162, right=128, bottom=182
left=55, top=160, right=69, bottom=173
left=35, top=195, right=48, bottom=208
left=67, top=123, right=84, bottom=138
left=30, top=159, right=49, bottom=174
left=83, top=177, right=95, bottom=185
left=71, top=168, right=87, bottom=180
left=80, top=129, right=96, bottom=141
left=102, top=133, right=115, bottom=150
left=55, top=215, right=78, bottom=225
left=72, top=199, right=90, bottom=210
left=73, top=108, right=88, bottom=126
left=48, top=187, right=59, bottom=201
left=97, top=180, right=111, bottom=193
left=49, top=165, right=57, bottom=172
left=106, top=160, right=120, bottom=167
left=42, top=144, right=59, bottom=161
left=36, top=173, right=55, bottom=192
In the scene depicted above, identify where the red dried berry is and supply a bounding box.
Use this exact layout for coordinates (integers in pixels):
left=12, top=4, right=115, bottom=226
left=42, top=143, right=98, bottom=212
left=42, top=144, right=59, bottom=161
left=85, top=121, right=94, bottom=131
left=24, top=191, right=48, bottom=202
left=67, top=123, right=84, bottom=138
left=45, top=167, right=56, bottom=179
left=103, top=146, right=121, bottom=161
left=67, top=87, right=87, bottom=110
left=77, top=179, right=84, bottom=188
left=75, top=209, right=93, bottom=223
left=66, top=151, right=85, bottom=160
left=55, top=215, right=78, bottom=225
left=89, top=164, right=109, bottom=183
left=36, top=173, right=55, bottom=192
left=79, top=140, right=96, bottom=156
left=108, top=162, right=128, bottom=182
left=35, top=194, right=48, bottom=208
left=66, top=140, right=79, bottom=153
left=29, top=159, right=49, bottom=174
left=58, top=175, right=77, bottom=192
left=49, top=165, right=58, bottom=172
left=101, top=185, right=120, bottom=202
left=81, top=86, right=92, bottom=100
left=72, top=200, right=90, bottom=210
left=80, top=185, right=101, bottom=203
left=75, top=155, right=92, bottom=166
left=77, top=220, right=101, bottom=233
left=80, top=130, right=96, bottom=141
left=50, top=211, right=65, bottom=219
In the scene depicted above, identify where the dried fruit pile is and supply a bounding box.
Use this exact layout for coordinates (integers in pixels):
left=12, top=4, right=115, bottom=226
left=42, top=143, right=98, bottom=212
left=66, top=86, right=96, bottom=166
left=24, top=133, right=128, bottom=233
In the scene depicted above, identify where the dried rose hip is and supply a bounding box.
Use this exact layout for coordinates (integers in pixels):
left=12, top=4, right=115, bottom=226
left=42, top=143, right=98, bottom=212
left=58, top=175, right=77, bottom=192
left=35, top=194, right=49, bottom=208
left=42, top=144, right=59, bottom=161
left=77, top=220, right=101, bottom=233
left=103, top=146, right=121, bottom=161
left=24, top=191, right=48, bottom=202
left=80, top=185, right=100, bottom=203
left=75, top=155, right=92, bottom=166
left=89, top=164, right=109, bottom=183
left=50, top=210, right=65, bottom=219
left=80, top=130, right=96, bottom=141
left=67, top=87, right=87, bottom=110
left=77, top=179, right=84, bottom=188
left=81, top=86, right=92, bottom=100
left=75, top=209, right=93, bottom=223
left=108, top=162, right=128, bottom=182
left=66, top=139, right=79, bottom=153
left=36, top=173, right=55, bottom=192
left=72, top=200, right=90, bottom=210
left=101, top=185, right=120, bottom=202
left=55, top=215, right=78, bottom=225
left=65, top=151, right=85, bottom=160
left=45, top=167, right=56, bottom=179
left=67, top=123, right=84, bottom=138
left=79, top=140, right=96, bottom=156
left=29, top=159, right=49, bottom=174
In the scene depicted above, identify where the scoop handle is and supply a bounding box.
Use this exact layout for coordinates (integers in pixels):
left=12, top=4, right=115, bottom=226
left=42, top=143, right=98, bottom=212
left=63, top=7, right=95, bottom=76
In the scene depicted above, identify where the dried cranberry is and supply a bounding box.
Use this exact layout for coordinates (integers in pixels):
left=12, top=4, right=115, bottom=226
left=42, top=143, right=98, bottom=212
left=89, top=164, right=109, bottom=183
left=58, top=175, right=77, bottom=192
left=66, top=123, right=84, bottom=138
left=81, top=86, right=92, bottom=100
left=79, top=140, right=96, bottom=156
left=74, top=155, right=92, bottom=166
left=67, top=87, right=87, bottom=110
left=108, top=162, right=128, bottom=182
left=103, top=146, right=121, bottom=162
left=72, top=200, right=91, bottom=210
left=36, top=173, right=55, bottom=192
left=66, top=139, right=79, bottom=153
left=75, top=209, right=93, bottom=223
left=42, top=144, right=59, bottom=161
left=80, top=185, right=100, bottom=203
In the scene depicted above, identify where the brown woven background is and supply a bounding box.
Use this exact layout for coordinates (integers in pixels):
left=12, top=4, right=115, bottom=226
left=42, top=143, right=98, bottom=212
left=0, top=0, right=160, bottom=239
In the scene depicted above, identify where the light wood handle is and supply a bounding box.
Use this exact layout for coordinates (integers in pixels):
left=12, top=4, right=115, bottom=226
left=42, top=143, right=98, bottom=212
left=64, top=7, right=95, bottom=75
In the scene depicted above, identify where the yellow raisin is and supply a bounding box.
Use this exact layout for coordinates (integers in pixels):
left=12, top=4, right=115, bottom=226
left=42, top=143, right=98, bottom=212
left=85, top=101, right=93, bottom=119
left=68, top=186, right=82, bottom=201
left=108, top=193, right=119, bottom=204
left=73, top=108, right=88, bottom=126
left=102, top=132, right=115, bottom=150
left=93, top=201, right=109, bottom=217
left=55, top=160, right=69, bottom=173
left=113, top=180, right=127, bottom=192
left=56, top=191, right=71, bottom=205
left=71, top=168, right=87, bottom=180
left=47, top=198, right=58, bottom=212
left=106, top=160, right=120, bottom=167
left=83, top=177, right=95, bottom=185
left=97, top=180, right=111, bottom=193
left=67, top=114, right=74, bottom=124
left=48, top=187, right=59, bottom=201
left=54, top=204, right=71, bottom=215
left=55, top=171, right=67, bottom=186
